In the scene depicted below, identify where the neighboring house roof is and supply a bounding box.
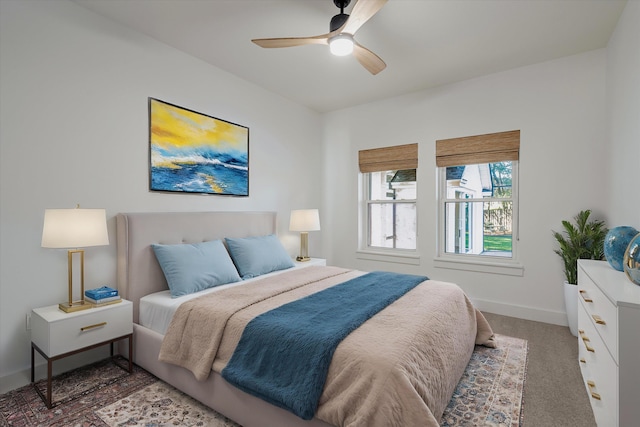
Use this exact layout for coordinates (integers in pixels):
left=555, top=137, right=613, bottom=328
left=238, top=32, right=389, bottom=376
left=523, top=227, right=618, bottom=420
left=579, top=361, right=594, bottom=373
left=391, top=169, right=416, bottom=183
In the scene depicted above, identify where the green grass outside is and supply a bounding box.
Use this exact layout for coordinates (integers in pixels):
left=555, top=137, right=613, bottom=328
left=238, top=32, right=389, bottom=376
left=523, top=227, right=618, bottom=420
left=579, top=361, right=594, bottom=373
left=484, top=234, right=512, bottom=251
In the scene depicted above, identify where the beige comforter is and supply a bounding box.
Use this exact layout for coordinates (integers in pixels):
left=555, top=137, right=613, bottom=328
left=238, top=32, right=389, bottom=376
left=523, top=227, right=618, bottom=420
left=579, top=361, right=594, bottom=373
left=159, top=266, right=496, bottom=427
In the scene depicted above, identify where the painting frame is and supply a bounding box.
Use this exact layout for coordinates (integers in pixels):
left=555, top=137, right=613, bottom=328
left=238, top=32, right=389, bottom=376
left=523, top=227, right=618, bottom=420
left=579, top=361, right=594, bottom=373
left=148, top=98, right=249, bottom=196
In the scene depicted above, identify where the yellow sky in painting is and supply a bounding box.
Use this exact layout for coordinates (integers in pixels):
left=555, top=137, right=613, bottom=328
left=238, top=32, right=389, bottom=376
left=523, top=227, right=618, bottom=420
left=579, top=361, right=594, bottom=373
left=150, top=99, right=247, bottom=151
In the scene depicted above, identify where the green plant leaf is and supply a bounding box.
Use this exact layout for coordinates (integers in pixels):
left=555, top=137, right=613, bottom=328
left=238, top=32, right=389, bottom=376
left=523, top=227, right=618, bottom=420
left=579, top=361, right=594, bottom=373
left=552, top=210, right=607, bottom=285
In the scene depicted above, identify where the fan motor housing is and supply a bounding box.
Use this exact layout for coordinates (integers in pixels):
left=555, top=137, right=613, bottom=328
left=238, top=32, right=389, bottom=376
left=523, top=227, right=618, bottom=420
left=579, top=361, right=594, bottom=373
left=330, top=13, right=349, bottom=32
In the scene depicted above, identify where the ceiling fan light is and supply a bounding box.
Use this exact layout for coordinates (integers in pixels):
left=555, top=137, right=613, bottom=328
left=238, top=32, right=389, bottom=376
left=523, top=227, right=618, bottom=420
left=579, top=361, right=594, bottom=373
left=329, top=34, right=354, bottom=56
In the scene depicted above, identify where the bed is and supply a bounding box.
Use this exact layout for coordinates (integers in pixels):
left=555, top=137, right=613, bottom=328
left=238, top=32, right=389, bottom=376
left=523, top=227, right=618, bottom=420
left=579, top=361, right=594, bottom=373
left=116, top=211, right=495, bottom=427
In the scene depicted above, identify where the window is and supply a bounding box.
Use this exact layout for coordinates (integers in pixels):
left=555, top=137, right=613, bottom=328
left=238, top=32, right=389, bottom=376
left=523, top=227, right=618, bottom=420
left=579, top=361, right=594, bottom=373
left=435, top=131, right=522, bottom=275
left=358, top=144, right=418, bottom=258
left=366, top=169, right=417, bottom=250
left=441, top=161, right=515, bottom=257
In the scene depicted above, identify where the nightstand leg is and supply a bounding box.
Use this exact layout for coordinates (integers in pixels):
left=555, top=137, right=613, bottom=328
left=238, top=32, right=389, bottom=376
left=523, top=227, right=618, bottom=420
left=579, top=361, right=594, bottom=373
left=128, top=334, right=133, bottom=373
left=46, top=359, right=52, bottom=409
left=30, top=345, right=34, bottom=383
left=31, top=343, right=54, bottom=408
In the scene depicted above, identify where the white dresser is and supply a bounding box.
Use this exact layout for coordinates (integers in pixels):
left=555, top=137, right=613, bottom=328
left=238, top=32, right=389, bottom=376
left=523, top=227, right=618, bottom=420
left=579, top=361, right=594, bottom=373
left=577, top=260, right=640, bottom=427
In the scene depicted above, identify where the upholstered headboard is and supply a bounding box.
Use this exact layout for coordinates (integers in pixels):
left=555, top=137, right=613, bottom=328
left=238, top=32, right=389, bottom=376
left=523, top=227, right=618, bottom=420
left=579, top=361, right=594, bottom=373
left=116, top=211, right=277, bottom=323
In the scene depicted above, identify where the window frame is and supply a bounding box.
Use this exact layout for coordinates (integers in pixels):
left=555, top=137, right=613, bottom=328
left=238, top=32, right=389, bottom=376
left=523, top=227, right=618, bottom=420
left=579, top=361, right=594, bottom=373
left=357, top=169, right=420, bottom=265
left=435, top=161, right=524, bottom=276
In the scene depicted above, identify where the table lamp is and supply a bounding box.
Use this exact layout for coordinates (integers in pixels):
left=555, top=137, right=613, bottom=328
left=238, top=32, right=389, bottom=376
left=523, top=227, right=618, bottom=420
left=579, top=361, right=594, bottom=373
left=289, top=209, right=320, bottom=262
left=41, top=206, right=109, bottom=313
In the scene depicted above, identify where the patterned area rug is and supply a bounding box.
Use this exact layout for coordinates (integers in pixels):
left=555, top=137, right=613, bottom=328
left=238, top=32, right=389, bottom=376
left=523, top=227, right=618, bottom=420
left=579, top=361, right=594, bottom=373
left=441, top=334, right=528, bottom=426
left=0, top=334, right=527, bottom=426
left=0, top=358, right=156, bottom=427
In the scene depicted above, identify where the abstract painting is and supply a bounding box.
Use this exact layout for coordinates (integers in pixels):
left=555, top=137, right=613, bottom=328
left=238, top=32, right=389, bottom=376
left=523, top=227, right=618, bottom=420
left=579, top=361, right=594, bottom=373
left=149, top=98, right=249, bottom=196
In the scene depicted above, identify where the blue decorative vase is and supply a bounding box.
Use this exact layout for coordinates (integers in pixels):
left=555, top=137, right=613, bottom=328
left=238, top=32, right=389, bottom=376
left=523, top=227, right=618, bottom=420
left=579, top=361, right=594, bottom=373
left=604, top=226, right=639, bottom=271
left=623, top=233, right=640, bottom=285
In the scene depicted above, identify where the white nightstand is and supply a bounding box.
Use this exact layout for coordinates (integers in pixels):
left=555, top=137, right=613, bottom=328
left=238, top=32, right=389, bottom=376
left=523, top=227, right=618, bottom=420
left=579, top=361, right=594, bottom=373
left=294, top=258, right=327, bottom=267
left=30, top=299, right=133, bottom=408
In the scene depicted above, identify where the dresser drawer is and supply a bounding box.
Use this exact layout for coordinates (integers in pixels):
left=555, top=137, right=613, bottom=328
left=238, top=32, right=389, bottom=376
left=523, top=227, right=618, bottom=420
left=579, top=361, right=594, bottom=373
left=578, top=302, right=618, bottom=426
left=32, top=301, right=133, bottom=357
left=578, top=268, right=618, bottom=361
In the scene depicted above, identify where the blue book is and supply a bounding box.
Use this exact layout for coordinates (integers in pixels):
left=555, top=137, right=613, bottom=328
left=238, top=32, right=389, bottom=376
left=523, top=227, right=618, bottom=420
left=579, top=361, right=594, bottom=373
left=85, top=286, right=119, bottom=299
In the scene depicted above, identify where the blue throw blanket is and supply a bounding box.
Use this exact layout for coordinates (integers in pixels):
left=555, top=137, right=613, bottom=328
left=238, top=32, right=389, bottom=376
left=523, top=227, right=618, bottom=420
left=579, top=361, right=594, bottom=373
left=221, top=271, right=428, bottom=420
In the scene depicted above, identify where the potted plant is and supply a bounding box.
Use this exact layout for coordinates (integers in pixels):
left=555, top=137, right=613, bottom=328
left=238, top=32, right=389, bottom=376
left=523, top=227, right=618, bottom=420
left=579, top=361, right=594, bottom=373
left=553, top=209, right=607, bottom=336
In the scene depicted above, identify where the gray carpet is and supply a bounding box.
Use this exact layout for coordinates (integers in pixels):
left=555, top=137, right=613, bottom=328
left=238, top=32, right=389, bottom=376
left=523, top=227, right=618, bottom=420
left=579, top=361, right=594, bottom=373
left=482, top=312, right=596, bottom=427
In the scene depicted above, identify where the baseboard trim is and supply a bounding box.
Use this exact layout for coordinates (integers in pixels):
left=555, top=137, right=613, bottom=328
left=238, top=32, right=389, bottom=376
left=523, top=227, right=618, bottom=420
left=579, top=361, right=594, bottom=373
left=472, top=298, right=569, bottom=327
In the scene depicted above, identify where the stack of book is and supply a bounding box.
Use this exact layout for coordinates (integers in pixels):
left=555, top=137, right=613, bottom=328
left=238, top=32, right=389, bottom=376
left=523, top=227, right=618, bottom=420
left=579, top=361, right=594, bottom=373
left=85, top=286, right=121, bottom=307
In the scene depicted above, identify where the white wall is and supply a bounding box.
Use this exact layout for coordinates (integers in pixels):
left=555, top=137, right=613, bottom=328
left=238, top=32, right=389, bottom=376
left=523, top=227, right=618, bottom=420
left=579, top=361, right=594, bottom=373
left=606, top=1, right=640, bottom=228
left=322, top=49, right=610, bottom=324
left=0, top=0, right=323, bottom=382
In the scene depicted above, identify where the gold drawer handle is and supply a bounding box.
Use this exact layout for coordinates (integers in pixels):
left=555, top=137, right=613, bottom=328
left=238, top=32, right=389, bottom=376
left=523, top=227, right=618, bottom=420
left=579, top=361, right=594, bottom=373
left=579, top=290, right=593, bottom=303
left=578, top=330, right=590, bottom=342
left=587, top=380, right=601, bottom=400
left=80, top=322, right=107, bottom=331
left=579, top=330, right=595, bottom=352
left=580, top=358, right=586, bottom=363
left=592, top=315, right=606, bottom=325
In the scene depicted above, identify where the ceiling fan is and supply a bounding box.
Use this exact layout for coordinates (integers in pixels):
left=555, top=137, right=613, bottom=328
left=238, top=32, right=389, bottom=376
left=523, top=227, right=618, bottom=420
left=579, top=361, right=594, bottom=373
left=252, top=0, right=388, bottom=75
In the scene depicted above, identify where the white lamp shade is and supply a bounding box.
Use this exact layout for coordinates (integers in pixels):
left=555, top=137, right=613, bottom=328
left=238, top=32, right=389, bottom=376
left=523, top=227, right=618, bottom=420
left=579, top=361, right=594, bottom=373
left=289, top=209, right=321, bottom=232
left=42, top=208, right=109, bottom=248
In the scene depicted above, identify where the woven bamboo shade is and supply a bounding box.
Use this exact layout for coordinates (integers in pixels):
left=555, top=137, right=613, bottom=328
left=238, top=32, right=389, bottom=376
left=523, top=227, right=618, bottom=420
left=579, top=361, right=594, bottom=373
left=358, top=143, right=418, bottom=173
left=436, top=130, right=520, bottom=167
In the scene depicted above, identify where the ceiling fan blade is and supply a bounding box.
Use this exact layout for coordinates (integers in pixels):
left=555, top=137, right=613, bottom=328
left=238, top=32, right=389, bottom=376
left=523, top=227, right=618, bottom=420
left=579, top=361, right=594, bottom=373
left=341, top=0, right=388, bottom=35
left=353, top=42, right=386, bottom=75
left=252, top=33, right=332, bottom=48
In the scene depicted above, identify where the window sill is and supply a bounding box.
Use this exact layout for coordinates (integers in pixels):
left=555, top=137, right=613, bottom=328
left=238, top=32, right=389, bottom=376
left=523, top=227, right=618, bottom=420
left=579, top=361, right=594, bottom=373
left=433, top=256, right=524, bottom=276
left=356, top=250, right=421, bottom=266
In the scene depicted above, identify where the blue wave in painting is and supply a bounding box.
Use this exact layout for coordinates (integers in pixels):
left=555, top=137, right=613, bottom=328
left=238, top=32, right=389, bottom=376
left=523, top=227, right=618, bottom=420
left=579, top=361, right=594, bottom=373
left=151, top=147, right=248, bottom=195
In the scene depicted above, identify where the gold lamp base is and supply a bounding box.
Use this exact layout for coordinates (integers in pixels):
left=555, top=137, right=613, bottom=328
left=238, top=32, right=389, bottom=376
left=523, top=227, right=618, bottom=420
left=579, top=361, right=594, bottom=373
left=296, top=232, right=311, bottom=262
left=58, top=248, right=92, bottom=314
left=59, top=300, right=92, bottom=313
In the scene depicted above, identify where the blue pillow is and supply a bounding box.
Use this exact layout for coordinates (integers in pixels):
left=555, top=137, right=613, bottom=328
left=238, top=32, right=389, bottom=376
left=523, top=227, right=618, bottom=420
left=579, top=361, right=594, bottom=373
left=152, top=240, right=241, bottom=298
left=225, top=234, right=295, bottom=279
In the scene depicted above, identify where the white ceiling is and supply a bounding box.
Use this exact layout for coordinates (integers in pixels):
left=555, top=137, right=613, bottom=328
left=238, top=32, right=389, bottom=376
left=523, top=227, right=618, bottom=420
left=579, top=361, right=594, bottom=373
left=72, top=0, right=627, bottom=113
